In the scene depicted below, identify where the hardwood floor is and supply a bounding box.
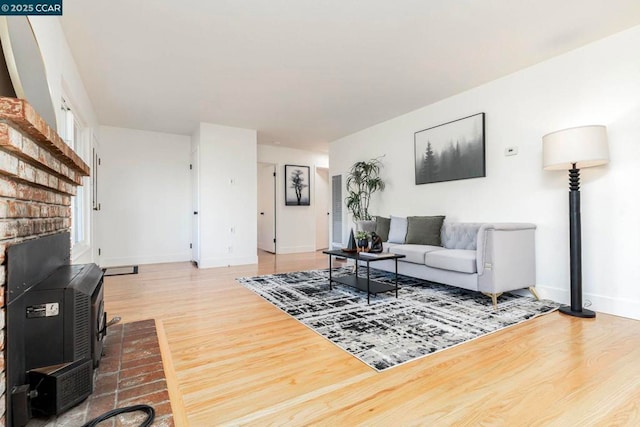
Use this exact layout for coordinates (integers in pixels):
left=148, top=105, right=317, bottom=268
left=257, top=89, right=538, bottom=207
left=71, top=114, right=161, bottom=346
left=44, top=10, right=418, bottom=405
left=103, top=251, right=640, bottom=426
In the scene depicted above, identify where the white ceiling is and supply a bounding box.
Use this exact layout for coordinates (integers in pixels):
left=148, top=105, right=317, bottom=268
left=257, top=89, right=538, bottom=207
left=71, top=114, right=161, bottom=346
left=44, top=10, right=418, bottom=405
left=60, top=0, right=640, bottom=153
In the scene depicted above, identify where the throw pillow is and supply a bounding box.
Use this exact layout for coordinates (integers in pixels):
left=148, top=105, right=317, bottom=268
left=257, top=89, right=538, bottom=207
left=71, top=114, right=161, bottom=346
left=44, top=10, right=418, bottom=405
left=387, top=216, right=408, bottom=243
left=405, top=216, right=446, bottom=246
left=375, top=216, right=390, bottom=242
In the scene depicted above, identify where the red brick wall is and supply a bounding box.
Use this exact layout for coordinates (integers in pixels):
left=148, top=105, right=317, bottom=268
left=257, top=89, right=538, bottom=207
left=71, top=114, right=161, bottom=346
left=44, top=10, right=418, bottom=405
left=0, top=97, right=89, bottom=425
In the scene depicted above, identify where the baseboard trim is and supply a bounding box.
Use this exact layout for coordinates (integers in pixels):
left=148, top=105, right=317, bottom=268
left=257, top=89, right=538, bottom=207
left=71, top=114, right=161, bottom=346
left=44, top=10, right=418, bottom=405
left=276, top=245, right=316, bottom=255
left=198, top=255, right=258, bottom=269
left=536, top=284, right=640, bottom=320
left=100, top=252, right=191, bottom=268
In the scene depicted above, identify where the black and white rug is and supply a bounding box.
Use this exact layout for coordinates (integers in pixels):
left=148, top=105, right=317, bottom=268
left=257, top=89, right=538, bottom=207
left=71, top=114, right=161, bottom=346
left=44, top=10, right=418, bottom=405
left=237, top=268, right=559, bottom=371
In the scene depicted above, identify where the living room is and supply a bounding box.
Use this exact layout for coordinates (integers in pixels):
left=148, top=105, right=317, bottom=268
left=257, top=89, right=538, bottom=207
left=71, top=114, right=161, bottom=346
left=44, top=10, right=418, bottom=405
left=1, top=1, right=640, bottom=425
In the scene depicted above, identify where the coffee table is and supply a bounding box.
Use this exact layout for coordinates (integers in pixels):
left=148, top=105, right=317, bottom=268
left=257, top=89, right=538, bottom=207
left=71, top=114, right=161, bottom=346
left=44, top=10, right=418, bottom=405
left=322, top=249, right=406, bottom=304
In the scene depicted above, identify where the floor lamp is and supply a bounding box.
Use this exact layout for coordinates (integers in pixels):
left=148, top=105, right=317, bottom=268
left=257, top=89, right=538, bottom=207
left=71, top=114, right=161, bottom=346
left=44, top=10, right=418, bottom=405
left=542, top=125, right=609, bottom=318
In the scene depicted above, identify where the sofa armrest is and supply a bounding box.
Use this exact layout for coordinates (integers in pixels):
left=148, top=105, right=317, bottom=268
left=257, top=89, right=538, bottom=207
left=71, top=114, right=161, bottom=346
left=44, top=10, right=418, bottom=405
left=476, top=223, right=536, bottom=294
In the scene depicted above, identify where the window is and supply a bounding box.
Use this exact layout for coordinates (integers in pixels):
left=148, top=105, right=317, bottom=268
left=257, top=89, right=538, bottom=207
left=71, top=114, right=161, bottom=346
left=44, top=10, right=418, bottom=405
left=60, top=98, right=89, bottom=252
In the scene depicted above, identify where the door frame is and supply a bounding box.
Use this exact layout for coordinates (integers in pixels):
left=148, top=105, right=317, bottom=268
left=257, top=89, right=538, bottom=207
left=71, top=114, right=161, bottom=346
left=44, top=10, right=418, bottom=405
left=257, top=162, right=277, bottom=253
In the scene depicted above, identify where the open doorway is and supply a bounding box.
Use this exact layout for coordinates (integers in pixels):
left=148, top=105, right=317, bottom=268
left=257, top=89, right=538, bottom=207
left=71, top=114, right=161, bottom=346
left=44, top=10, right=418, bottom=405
left=315, top=167, right=330, bottom=250
left=257, top=162, right=276, bottom=253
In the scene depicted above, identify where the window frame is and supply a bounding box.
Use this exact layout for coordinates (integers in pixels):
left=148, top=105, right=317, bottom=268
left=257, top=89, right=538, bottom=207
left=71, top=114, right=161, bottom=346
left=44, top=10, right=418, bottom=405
left=60, top=96, right=92, bottom=262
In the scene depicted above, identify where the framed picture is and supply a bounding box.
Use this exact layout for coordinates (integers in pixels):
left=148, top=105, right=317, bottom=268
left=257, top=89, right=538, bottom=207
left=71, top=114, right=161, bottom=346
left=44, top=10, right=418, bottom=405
left=414, top=113, right=486, bottom=185
left=285, top=165, right=310, bottom=206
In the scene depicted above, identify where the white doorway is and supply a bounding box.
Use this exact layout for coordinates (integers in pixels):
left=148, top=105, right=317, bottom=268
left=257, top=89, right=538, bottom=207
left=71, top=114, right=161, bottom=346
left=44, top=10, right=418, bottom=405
left=257, top=163, right=276, bottom=253
left=315, top=167, right=330, bottom=250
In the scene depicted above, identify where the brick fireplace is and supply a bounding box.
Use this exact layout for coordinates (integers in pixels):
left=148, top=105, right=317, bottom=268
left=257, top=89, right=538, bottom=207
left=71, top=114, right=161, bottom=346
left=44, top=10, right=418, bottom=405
left=0, top=96, right=89, bottom=425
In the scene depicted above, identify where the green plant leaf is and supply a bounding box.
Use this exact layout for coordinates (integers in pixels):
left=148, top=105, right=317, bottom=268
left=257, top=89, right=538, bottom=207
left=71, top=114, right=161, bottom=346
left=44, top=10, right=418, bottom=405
left=344, top=157, right=385, bottom=223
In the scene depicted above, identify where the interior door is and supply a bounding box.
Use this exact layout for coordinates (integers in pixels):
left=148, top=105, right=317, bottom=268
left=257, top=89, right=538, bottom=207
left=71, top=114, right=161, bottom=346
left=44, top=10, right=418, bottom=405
left=315, top=167, right=330, bottom=250
left=191, top=145, right=200, bottom=265
left=331, top=174, right=343, bottom=248
left=257, top=163, right=276, bottom=253
left=91, top=134, right=101, bottom=264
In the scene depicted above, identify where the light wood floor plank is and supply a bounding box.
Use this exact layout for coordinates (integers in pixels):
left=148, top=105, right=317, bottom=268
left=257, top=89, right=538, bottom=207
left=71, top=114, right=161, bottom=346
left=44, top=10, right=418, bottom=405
left=103, top=252, right=640, bottom=426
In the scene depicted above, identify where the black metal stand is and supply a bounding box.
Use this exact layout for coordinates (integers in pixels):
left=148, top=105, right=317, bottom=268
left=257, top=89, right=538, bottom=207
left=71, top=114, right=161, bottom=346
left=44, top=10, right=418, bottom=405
left=559, top=166, right=596, bottom=318
left=324, top=250, right=401, bottom=304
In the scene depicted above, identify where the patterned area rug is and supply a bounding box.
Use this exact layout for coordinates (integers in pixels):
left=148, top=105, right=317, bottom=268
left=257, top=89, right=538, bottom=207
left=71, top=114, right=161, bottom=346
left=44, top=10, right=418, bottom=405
left=238, top=268, right=559, bottom=371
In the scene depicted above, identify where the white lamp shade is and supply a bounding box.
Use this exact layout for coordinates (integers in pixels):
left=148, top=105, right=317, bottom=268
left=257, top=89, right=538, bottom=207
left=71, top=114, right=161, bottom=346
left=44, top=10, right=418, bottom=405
left=542, top=125, right=609, bottom=170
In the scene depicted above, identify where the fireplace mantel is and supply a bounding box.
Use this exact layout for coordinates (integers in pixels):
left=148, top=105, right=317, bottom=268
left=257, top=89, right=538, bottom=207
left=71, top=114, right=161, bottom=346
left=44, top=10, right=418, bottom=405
left=0, top=97, right=89, bottom=176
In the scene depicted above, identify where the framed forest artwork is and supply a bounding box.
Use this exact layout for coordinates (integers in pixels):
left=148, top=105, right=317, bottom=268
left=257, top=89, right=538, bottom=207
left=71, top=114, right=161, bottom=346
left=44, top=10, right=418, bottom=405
left=414, top=113, right=486, bottom=185
left=285, top=165, right=310, bottom=206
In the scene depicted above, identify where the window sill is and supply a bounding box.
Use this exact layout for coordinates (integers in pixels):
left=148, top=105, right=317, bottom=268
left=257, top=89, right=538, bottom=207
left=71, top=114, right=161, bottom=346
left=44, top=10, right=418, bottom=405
left=72, top=241, right=92, bottom=263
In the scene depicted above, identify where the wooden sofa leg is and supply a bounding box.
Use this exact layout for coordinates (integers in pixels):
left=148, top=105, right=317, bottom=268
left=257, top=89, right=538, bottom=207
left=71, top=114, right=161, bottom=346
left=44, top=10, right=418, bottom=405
left=528, top=287, right=540, bottom=301
left=482, top=292, right=502, bottom=310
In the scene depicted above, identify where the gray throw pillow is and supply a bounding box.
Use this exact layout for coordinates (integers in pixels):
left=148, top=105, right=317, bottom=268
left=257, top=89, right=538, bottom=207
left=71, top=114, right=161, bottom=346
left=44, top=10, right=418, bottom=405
left=375, top=216, right=390, bottom=242
left=405, top=216, right=446, bottom=246
left=387, top=216, right=408, bottom=243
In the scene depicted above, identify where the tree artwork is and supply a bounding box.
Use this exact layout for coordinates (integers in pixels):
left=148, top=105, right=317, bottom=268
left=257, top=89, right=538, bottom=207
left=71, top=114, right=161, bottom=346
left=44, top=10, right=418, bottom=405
left=422, top=141, right=438, bottom=183
left=414, top=113, right=486, bottom=185
left=285, top=165, right=310, bottom=206
left=290, top=168, right=308, bottom=205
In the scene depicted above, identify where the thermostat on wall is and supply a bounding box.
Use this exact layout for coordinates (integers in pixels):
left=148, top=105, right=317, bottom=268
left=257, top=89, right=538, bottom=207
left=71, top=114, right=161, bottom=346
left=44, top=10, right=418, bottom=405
left=505, top=146, right=518, bottom=156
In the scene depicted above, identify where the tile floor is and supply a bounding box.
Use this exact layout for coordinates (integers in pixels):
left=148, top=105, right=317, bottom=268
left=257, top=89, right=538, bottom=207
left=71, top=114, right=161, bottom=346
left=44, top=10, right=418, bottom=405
left=28, top=319, right=174, bottom=427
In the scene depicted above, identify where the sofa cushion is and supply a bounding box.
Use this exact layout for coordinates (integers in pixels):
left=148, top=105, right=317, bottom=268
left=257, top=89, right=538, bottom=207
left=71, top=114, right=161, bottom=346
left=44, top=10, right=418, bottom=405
left=441, top=223, right=483, bottom=250
left=424, top=249, right=477, bottom=273
left=375, top=216, right=391, bottom=242
left=388, top=244, right=442, bottom=264
left=388, top=216, right=408, bottom=243
left=405, top=216, right=445, bottom=246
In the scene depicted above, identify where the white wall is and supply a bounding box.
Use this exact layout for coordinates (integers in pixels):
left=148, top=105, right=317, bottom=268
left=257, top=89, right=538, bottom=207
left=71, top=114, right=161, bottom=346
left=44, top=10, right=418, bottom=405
left=195, top=123, right=258, bottom=268
left=330, top=26, right=640, bottom=320
left=97, top=126, right=191, bottom=267
left=257, top=145, right=329, bottom=254
left=29, top=16, right=98, bottom=130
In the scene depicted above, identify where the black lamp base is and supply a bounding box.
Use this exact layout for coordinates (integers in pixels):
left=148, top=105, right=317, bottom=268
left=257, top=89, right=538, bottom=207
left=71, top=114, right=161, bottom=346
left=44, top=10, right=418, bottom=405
left=559, top=305, right=596, bottom=318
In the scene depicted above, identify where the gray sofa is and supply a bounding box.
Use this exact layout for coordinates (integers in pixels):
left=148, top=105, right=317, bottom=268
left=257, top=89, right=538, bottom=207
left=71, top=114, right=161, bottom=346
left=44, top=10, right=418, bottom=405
left=357, top=221, right=539, bottom=308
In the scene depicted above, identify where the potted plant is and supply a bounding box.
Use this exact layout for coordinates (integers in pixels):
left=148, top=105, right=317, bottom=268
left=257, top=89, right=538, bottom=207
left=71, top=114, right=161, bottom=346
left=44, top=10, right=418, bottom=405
left=355, top=231, right=370, bottom=250
left=345, top=157, right=385, bottom=222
